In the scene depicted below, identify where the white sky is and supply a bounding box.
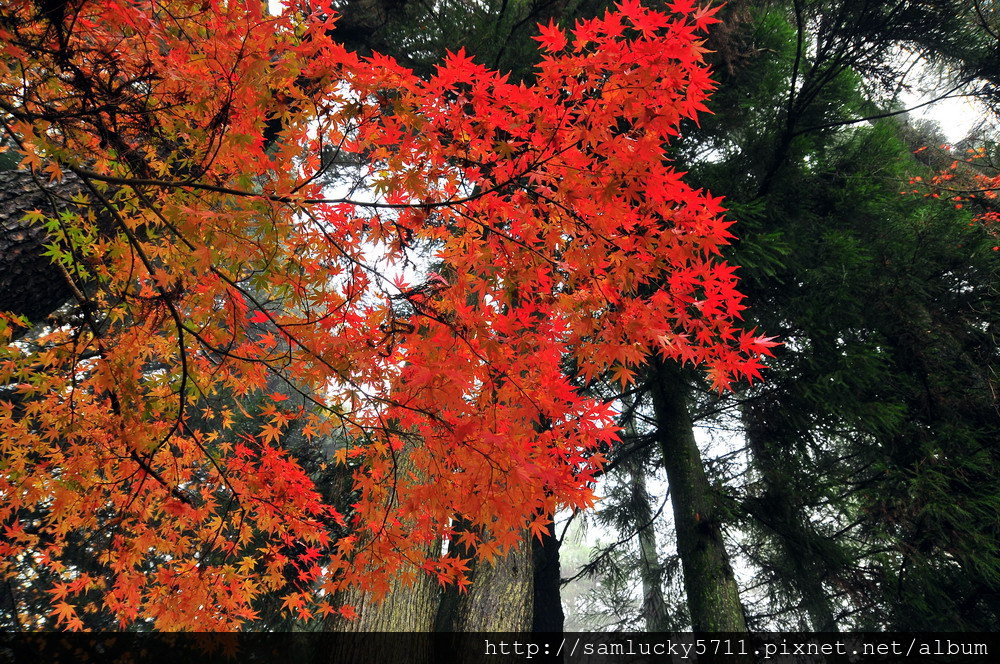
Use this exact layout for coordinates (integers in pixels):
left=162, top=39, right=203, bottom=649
left=907, top=91, right=989, bottom=143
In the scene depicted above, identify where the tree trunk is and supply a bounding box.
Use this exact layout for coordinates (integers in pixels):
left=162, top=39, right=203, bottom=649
left=322, top=574, right=439, bottom=662
left=329, top=571, right=441, bottom=632
left=648, top=359, right=747, bottom=633
left=630, top=462, right=672, bottom=632
left=620, top=396, right=672, bottom=632
left=437, top=527, right=533, bottom=632
left=531, top=522, right=564, bottom=632
left=326, top=445, right=442, bottom=632
left=0, top=171, right=78, bottom=331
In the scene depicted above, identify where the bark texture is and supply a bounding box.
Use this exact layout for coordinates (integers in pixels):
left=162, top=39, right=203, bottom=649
left=323, top=575, right=438, bottom=663
left=437, top=534, right=533, bottom=632
left=329, top=572, right=441, bottom=631
left=0, top=171, right=77, bottom=329
left=649, top=360, right=748, bottom=633
left=326, top=446, right=442, bottom=632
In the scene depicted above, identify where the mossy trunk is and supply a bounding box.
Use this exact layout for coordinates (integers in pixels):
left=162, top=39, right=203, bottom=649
left=437, top=532, right=533, bottom=632
left=649, top=360, right=747, bottom=633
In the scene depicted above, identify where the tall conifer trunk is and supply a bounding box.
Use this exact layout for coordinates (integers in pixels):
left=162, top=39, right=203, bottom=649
left=648, top=360, right=747, bottom=632
left=621, top=397, right=671, bottom=631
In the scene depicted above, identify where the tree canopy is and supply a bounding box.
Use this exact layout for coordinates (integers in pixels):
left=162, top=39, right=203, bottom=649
left=0, top=0, right=773, bottom=629
left=4, top=0, right=998, bottom=634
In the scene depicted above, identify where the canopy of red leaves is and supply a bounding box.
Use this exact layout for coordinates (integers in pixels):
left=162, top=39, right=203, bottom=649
left=0, top=0, right=773, bottom=628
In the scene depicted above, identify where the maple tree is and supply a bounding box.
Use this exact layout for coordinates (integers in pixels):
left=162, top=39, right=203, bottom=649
left=0, top=0, right=774, bottom=629
left=907, top=143, right=1000, bottom=251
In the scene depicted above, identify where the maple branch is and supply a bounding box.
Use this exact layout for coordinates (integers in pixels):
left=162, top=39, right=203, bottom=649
left=71, top=174, right=203, bottom=507
left=60, top=157, right=589, bottom=443
left=63, top=163, right=518, bottom=210
left=159, top=199, right=559, bottom=447
left=0, top=0, right=771, bottom=627
left=124, top=448, right=195, bottom=505
left=116, top=187, right=402, bottom=429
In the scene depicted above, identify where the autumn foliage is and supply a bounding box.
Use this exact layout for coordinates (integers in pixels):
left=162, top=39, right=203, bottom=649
left=909, top=145, right=1000, bottom=251
left=0, top=0, right=773, bottom=628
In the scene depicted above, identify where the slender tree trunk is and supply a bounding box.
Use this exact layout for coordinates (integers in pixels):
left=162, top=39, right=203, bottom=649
left=620, top=396, right=671, bottom=632
left=648, top=359, right=747, bottom=633
left=630, top=462, right=671, bottom=632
